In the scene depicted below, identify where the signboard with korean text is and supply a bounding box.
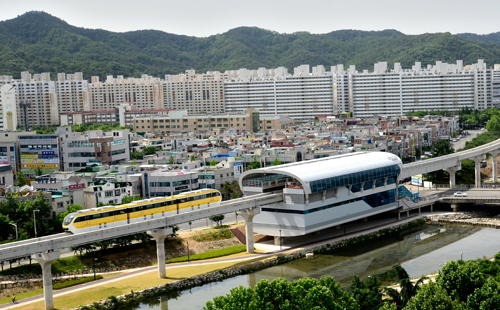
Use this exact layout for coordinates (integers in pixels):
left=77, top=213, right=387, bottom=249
left=68, top=183, right=85, bottom=190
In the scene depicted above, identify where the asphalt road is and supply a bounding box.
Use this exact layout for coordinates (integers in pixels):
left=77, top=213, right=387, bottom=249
left=452, top=129, right=483, bottom=151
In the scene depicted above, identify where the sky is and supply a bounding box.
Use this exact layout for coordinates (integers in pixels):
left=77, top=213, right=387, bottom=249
left=1, top=0, right=499, bottom=37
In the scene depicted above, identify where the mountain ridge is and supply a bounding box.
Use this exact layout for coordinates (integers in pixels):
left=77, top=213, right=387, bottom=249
left=0, top=11, right=500, bottom=79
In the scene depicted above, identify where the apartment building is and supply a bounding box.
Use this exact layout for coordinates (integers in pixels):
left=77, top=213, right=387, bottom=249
left=165, top=70, right=227, bottom=114
left=334, top=60, right=496, bottom=118
left=89, top=75, right=163, bottom=111
left=57, top=126, right=130, bottom=171
left=0, top=72, right=59, bottom=127
left=0, top=84, right=17, bottom=130
left=224, top=65, right=334, bottom=122
left=56, top=72, right=90, bottom=114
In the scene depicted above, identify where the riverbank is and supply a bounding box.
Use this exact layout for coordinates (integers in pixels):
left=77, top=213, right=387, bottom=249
left=426, top=211, right=500, bottom=227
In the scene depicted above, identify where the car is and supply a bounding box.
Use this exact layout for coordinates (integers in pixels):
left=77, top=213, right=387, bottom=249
left=452, top=139, right=457, bottom=142
left=453, top=192, right=468, bottom=197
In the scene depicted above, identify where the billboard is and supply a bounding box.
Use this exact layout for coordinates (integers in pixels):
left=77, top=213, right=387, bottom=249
left=411, top=174, right=423, bottom=186
left=234, top=162, right=244, bottom=177
left=69, top=183, right=85, bottom=190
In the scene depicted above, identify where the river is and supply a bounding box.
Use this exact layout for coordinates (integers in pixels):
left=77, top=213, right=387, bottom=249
left=133, top=224, right=500, bottom=310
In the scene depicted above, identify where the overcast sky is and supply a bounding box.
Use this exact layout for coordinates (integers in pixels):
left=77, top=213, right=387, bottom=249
left=1, top=0, right=499, bottom=37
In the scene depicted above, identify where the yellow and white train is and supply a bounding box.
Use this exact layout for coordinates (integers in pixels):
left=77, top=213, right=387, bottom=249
left=63, top=189, right=222, bottom=234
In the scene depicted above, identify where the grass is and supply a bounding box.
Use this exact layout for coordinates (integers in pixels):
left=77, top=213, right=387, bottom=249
left=165, top=245, right=246, bottom=264
left=11, top=259, right=250, bottom=310
left=191, top=227, right=235, bottom=242
left=0, top=275, right=105, bottom=305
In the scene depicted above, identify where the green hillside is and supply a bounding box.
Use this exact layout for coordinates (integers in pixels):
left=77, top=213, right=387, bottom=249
left=1, top=11, right=500, bottom=80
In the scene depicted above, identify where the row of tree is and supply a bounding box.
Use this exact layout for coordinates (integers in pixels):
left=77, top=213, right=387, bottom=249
left=205, top=257, right=500, bottom=310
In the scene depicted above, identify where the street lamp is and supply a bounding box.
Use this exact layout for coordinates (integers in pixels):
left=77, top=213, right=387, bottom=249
left=93, top=258, right=97, bottom=280
left=33, top=210, right=39, bottom=238
left=279, top=230, right=282, bottom=250
left=460, top=252, right=463, bottom=261
left=10, top=223, right=18, bottom=240
left=187, top=241, right=190, bottom=262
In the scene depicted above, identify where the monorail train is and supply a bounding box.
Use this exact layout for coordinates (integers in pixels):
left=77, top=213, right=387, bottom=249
left=63, top=189, right=221, bottom=234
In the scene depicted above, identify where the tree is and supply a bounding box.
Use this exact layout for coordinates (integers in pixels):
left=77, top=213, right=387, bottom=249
left=131, top=151, right=143, bottom=160
left=210, top=159, right=218, bottom=166
left=168, top=155, right=175, bottom=164
left=466, top=277, right=500, bottom=310
left=35, top=167, right=43, bottom=176
left=209, top=215, right=225, bottom=227
left=0, top=214, right=14, bottom=241
left=188, top=221, right=192, bottom=230
left=271, top=158, right=282, bottom=166
left=15, top=171, right=27, bottom=187
left=249, top=158, right=261, bottom=170
left=190, top=155, right=196, bottom=162
left=405, top=282, right=455, bottom=310
left=121, top=195, right=142, bottom=204
left=431, top=140, right=454, bottom=158
left=486, top=115, right=500, bottom=133
left=348, top=275, right=384, bottom=310
left=384, top=265, right=428, bottom=308
left=436, top=260, right=485, bottom=303
left=205, top=277, right=359, bottom=310
left=143, top=146, right=161, bottom=156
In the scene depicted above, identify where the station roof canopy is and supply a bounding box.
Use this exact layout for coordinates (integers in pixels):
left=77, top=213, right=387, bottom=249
left=239, top=152, right=402, bottom=195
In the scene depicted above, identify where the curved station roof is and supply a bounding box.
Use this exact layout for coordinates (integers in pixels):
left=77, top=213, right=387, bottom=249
left=239, top=152, right=403, bottom=195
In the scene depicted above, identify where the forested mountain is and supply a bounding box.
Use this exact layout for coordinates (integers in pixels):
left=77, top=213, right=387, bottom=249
left=457, top=32, right=500, bottom=46
left=1, top=11, right=500, bottom=80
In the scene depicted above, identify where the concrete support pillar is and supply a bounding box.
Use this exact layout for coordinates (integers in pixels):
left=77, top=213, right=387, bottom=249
left=148, top=227, right=173, bottom=279
left=407, top=211, right=409, bottom=217
left=472, top=156, right=485, bottom=188
left=238, top=208, right=261, bottom=253
left=451, top=203, right=460, bottom=212
left=397, top=211, right=401, bottom=220
left=33, top=251, right=61, bottom=310
left=444, top=163, right=461, bottom=189
left=492, top=151, right=499, bottom=183
left=418, top=207, right=421, bottom=214
left=160, top=295, right=169, bottom=310
left=274, top=236, right=280, bottom=246
left=431, top=204, right=434, bottom=212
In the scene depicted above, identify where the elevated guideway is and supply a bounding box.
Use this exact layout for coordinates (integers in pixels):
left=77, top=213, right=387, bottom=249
left=401, top=137, right=500, bottom=186
left=0, top=192, right=282, bottom=310
left=0, top=192, right=282, bottom=262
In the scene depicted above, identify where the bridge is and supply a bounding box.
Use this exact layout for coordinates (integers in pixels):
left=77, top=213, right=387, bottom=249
left=400, top=137, right=500, bottom=187
left=0, top=192, right=282, bottom=310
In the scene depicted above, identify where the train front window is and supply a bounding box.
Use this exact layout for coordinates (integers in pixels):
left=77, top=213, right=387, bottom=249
left=63, top=216, right=74, bottom=225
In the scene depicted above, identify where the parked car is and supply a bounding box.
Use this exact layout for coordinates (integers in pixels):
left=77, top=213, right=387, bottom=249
left=453, top=192, right=468, bottom=197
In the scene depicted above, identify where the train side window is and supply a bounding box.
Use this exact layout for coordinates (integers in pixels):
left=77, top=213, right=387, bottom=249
left=180, top=198, right=187, bottom=203
left=155, top=203, right=162, bottom=208
left=74, top=217, right=81, bottom=223
left=93, top=214, right=101, bottom=219
left=187, top=197, right=194, bottom=202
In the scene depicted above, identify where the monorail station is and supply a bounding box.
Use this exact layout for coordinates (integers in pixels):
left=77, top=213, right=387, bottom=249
left=239, top=152, right=402, bottom=238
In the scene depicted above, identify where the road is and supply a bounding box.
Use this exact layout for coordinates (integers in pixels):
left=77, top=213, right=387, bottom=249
left=451, top=129, right=483, bottom=151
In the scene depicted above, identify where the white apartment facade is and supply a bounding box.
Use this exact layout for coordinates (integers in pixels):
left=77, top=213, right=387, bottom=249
left=224, top=65, right=334, bottom=121
left=56, top=72, right=90, bottom=114
left=89, top=75, right=163, bottom=111
left=165, top=70, right=227, bottom=114
left=0, top=84, right=17, bottom=130
left=335, top=60, right=496, bottom=118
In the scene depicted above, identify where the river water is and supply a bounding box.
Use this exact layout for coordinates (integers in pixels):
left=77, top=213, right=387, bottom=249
left=133, top=224, right=500, bottom=310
